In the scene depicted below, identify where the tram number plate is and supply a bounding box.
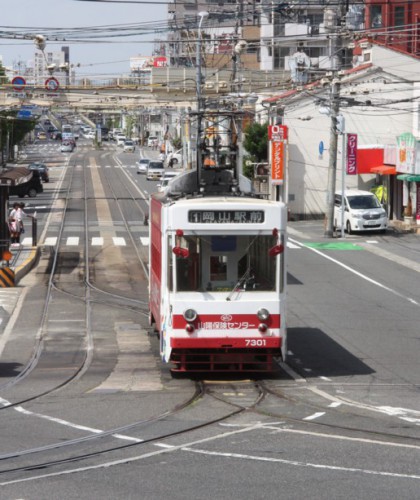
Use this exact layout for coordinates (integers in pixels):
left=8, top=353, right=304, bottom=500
left=245, top=339, right=267, bottom=347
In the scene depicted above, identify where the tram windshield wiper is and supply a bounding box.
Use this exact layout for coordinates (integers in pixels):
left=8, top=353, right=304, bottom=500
left=226, top=267, right=251, bottom=301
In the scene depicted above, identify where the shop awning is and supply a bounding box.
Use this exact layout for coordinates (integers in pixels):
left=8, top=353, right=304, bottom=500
left=370, top=165, right=396, bottom=175
left=397, top=174, right=420, bottom=182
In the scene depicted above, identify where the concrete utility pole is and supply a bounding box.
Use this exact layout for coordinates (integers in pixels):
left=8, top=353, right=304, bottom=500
left=324, top=77, right=341, bottom=238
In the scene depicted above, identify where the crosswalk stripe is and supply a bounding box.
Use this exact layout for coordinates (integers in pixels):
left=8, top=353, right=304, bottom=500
left=21, top=237, right=33, bottom=246
left=92, top=237, right=104, bottom=246
left=67, top=237, right=80, bottom=246
left=140, top=237, right=150, bottom=246
left=287, top=241, right=301, bottom=249
left=113, top=237, right=126, bottom=246
left=45, top=237, right=58, bottom=246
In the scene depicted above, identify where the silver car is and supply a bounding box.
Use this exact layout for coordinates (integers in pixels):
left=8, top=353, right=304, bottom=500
left=137, top=158, right=150, bottom=174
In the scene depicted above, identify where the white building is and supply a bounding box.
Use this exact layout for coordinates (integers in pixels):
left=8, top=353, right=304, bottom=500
left=258, top=43, right=420, bottom=221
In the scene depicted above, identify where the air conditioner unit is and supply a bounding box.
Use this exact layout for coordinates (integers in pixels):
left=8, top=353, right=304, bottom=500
left=205, top=82, right=215, bottom=89
left=218, top=81, right=228, bottom=89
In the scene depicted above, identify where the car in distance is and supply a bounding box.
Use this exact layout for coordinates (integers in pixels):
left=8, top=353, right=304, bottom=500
left=28, top=162, right=49, bottom=182
left=147, top=136, right=158, bottom=147
left=116, top=134, right=126, bottom=147
left=123, top=140, right=135, bottom=153
left=61, top=142, right=74, bottom=153
left=37, top=131, right=47, bottom=140
left=137, top=158, right=150, bottom=174
left=146, top=161, right=164, bottom=180
left=157, top=171, right=179, bottom=192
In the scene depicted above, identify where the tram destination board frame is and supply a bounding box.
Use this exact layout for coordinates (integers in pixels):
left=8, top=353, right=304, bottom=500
left=188, top=210, right=265, bottom=224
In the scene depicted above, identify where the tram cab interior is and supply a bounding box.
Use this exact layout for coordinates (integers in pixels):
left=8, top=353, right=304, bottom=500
left=170, top=233, right=284, bottom=295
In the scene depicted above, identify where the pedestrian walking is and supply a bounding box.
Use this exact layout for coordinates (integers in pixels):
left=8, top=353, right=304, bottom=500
left=9, top=203, right=34, bottom=247
left=8, top=202, right=21, bottom=246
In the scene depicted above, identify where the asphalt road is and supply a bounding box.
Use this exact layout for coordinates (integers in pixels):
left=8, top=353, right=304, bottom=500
left=0, top=136, right=419, bottom=499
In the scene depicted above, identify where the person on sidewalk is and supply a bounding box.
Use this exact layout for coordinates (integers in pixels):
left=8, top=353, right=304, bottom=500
left=8, top=202, right=21, bottom=246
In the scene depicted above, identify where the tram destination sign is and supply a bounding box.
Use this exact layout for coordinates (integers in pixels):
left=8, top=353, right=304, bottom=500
left=188, top=210, right=265, bottom=224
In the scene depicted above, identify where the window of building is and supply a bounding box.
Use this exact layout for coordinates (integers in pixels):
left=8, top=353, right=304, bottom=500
left=370, top=5, right=382, bottom=28
left=394, top=6, right=405, bottom=29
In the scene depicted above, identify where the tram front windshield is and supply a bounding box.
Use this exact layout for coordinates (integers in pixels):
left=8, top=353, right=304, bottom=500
left=170, top=234, right=282, bottom=293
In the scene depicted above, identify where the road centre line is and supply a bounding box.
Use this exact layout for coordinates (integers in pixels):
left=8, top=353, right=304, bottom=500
left=288, top=237, right=420, bottom=307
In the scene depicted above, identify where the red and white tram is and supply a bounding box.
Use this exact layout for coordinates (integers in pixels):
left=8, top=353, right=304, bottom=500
left=149, top=190, right=287, bottom=372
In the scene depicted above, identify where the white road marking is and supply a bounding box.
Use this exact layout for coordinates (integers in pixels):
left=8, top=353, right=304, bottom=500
left=0, top=397, right=141, bottom=443
left=66, top=237, right=79, bottom=246
left=21, top=237, right=33, bottom=246
left=113, top=237, right=126, bottom=246
left=92, top=237, right=104, bottom=246
left=319, top=376, right=332, bottom=381
left=140, top=237, right=150, bottom=246
left=328, top=402, right=342, bottom=408
left=289, top=236, right=420, bottom=307
left=184, top=447, right=420, bottom=480
left=303, top=412, right=325, bottom=421
left=287, top=241, right=301, bottom=249
left=44, top=237, right=57, bottom=246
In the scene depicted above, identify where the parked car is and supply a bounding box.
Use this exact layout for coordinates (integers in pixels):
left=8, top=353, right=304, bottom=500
left=9, top=170, right=43, bottom=198
left=123, top=140, right=135, bottom=153
left=28, top=162, right=49, bottom=182
left=334, top=190, right=388, bottom=234
left=146, top=161, right=164, bottom=180
left=137, top=158, right=150, bottom=174
left=61, top=142, right=74, bottom=153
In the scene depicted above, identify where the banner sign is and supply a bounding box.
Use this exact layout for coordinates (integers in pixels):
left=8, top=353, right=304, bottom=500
left=271, top=140, right=285, bottom=184
left=268, top=125, right=288, bottom=141
left=396, top=132, right=416, bottom=174
left=346, top=133, right=358, bottom=175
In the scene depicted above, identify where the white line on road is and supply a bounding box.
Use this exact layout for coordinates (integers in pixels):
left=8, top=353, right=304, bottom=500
left=303, top=412, right=325, bottom=421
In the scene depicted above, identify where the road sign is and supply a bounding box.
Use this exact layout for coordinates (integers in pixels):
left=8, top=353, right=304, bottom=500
left=45, top=77, right=59, bottom=91
left=11, top=76, right=26, bottom=91
left=17, top=109, right=32, bottom=120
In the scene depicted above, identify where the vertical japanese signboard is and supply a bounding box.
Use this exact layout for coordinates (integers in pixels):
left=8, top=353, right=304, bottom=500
left=346, top=133, right=357, bottom=175
left=271, top=140, right=285, bottom=185
left=269, top=125, right=288, bottom=185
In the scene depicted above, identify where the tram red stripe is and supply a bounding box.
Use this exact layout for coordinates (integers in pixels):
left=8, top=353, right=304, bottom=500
left=171, top=338, right=282, bottom=349
left=172, top=314, right=280, bottom=329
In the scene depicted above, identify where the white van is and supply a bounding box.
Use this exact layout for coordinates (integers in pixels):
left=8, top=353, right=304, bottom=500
left=334, top=189, right=388, bottom=234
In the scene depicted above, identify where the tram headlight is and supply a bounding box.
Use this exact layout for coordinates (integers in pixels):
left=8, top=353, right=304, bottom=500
left=257, top=308, right=270, bottom=321
left=183, top=309, right=197, bottom=322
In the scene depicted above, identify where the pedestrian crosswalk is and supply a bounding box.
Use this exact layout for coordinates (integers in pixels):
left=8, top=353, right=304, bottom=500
left=20, top=236, right=298, bottom=250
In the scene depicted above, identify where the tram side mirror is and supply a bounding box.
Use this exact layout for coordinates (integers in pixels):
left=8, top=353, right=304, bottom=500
left=173, top=246, right=189, bottom=258
left=268, top=244, right=284, bottom=257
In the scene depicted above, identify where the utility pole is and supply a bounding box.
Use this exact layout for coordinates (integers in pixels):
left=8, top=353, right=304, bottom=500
left=324, top=77, right=341, bottom=238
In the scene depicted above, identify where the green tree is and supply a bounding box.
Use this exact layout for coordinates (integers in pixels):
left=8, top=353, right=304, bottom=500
left=243, top=121, right=268, bottom=162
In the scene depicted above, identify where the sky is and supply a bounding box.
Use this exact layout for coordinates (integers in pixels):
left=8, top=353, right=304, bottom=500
left=0, top=0, right=167, bottom=76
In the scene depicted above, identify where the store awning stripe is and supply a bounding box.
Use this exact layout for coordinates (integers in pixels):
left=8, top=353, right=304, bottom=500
left=397, top=174, right=420, bottom=181
left=370, top=165, right=396, bottom=175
